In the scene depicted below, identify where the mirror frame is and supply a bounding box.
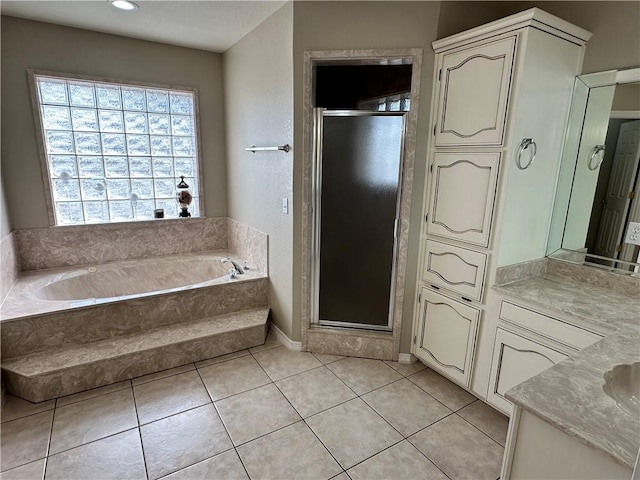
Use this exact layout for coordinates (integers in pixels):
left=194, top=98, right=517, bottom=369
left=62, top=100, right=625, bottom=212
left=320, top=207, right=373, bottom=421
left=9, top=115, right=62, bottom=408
left=547, top=67, right=640, bottom=274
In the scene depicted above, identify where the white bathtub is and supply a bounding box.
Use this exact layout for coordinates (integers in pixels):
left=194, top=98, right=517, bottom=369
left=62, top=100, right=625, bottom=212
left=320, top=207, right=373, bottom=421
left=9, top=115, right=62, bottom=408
left=1, top=251, right=263, bottom=320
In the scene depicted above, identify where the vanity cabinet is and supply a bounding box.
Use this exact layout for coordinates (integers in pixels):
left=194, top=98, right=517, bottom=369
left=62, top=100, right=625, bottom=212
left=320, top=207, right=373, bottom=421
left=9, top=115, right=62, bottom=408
left=487, top=328, right=568, bottom=414
left=412, top=8, right=591, bottom=396
left=416, top=288, right=480, bottom=387
left=435, top=36, right=516, bottom=147
left=486, top=301, right=603, bottom=415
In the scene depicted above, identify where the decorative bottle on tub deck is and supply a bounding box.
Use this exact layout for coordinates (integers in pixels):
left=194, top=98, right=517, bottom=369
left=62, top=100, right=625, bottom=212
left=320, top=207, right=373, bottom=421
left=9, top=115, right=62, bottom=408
left=176, top=175, right=192, bottom=218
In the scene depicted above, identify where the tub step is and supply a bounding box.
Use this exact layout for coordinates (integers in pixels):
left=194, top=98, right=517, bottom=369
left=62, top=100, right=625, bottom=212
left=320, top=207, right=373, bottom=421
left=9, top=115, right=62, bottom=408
left=1, top=307, right=270, bottom=403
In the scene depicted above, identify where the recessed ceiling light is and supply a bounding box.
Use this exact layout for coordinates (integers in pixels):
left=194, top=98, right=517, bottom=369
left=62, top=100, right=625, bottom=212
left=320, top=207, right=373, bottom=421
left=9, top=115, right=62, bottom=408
left=111, top=0, right=138, bottom=11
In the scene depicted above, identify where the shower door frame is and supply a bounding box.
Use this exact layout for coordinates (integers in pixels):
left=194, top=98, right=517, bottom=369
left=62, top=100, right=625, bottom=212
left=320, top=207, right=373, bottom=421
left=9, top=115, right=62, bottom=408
left=311, top=109, right=407, bottom=331
left=300, top=48, right=423, bottom=360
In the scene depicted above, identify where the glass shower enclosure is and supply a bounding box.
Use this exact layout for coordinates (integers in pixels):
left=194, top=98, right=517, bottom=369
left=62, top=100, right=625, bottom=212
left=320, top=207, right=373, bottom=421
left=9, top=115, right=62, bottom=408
left=312, top=109, right=406, bottom=331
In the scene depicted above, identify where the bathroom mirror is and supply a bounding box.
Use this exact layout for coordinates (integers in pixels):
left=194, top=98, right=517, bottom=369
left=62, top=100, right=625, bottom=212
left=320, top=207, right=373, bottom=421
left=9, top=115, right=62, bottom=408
left=547, top=67, right=640, bottom=274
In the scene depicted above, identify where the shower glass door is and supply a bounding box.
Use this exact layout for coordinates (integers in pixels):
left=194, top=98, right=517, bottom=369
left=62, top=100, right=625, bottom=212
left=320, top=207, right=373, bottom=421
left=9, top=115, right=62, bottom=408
left=312, top=110, right=406, bottom=330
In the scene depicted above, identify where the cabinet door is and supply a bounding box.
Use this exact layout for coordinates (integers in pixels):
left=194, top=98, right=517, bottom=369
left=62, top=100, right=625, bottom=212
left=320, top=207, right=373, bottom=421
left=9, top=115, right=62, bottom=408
left=427, top=152, right=500, bottom=247
left=487, top=328, right=567, bottom=416
left=415, top=288, right=480, bottom=387
left=422, top=240, right=487, bottom=301
left=435, top=36, right=516, bottom=147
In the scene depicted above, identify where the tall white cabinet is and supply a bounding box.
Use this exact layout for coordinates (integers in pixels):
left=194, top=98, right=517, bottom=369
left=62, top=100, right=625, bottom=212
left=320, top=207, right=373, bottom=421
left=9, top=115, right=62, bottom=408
left=412, top=9, right=591, bottom=392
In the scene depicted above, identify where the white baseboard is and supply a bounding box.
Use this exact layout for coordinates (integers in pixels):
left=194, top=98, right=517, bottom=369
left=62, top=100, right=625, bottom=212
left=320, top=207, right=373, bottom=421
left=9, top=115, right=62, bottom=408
left=270, top=324, right=302, bottom=351
left=398, top=353, right=417, bottom=364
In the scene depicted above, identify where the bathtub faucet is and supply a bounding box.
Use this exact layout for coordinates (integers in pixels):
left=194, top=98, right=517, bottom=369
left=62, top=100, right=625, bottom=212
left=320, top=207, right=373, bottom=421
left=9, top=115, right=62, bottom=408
left=221, top=257, right=245, bottom=275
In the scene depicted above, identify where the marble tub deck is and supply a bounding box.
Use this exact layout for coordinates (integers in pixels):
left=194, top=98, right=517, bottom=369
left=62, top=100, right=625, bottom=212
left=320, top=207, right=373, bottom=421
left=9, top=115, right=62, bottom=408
left=496, top=272, right=640, bottom=469
left=1, top=249, right=266, bottom=321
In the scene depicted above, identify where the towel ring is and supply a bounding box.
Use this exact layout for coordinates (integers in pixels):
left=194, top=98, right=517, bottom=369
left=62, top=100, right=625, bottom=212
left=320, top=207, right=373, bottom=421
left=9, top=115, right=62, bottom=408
left=516, top=138, right=536, bottom=170
left=587, top=145, right=605, bottom=171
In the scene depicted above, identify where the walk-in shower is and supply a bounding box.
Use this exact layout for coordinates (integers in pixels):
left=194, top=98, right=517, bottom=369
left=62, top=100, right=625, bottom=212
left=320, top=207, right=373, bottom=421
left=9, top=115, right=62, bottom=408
left=311, top=109, right=406, bottom=330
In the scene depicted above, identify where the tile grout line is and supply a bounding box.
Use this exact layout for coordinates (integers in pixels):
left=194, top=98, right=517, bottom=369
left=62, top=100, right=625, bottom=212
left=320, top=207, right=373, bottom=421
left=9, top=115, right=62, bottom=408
left=324, top=364, right=455, bottom=480
left=454, top=410, right=507, bottom=449
left=405, top=371, right=475, bottom=413
left=251, top=349, right=346, bottom=478
left=131, top=365, right=197, bottom=387
left=52, top=379, right=132, bottom=408
left=192, top=361, right=254, bottom=480
left=42, top=426, right=141, bottom=459
left=41, top=398, right=58, bottom=480
left=266, top=392, right=338, bottom=467
left=130, top=377, right=151, bottom=480
left=253, top=351, right=447, bottom=477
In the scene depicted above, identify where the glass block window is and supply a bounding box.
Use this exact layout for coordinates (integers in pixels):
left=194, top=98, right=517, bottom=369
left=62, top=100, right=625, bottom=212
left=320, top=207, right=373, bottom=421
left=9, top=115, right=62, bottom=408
left=32, top=73, right=201, bottom=225
left=358, top=92, right=411, bottom=112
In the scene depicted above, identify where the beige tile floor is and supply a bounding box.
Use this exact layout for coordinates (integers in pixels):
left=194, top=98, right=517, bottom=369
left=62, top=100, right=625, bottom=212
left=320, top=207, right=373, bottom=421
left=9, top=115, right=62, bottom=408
left=0, top=334, right=509, bottom=480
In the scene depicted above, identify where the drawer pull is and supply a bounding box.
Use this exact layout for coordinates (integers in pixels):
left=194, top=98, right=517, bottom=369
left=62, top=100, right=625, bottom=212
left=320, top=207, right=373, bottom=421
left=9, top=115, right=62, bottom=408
left=430, top=284, right=440, bottom=290
left=461, top=296, right=472, bottom=302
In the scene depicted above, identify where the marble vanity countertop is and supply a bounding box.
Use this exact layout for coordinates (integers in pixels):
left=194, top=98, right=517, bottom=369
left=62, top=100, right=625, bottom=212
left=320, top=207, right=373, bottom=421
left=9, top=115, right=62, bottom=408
left=494, top=274, right=638, bottom=334
left=496, top=274, right=640, bottom=469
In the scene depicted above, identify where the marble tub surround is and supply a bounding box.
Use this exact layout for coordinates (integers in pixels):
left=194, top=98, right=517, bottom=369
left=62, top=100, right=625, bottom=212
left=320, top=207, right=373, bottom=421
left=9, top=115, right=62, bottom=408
left=1, top=250, right=265, bottom=322
left=1, top=231, right=20, bottom=304
left=1, top=266, right=268, bottom=359
left=506, top=325, right=640, bottom=469
left=3, top=307, right=270, bottom=402
left=1, top=253, right=269, bottom=402
left=227, top=218, right=268, bottom=274
left=14, top=216, right=228, bottom=271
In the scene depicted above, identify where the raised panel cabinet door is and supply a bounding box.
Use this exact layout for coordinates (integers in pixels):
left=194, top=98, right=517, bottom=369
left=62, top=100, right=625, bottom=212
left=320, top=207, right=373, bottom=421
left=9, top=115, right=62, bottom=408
left=435, top=36, right=516, bottom=147
left=415, top=288, right=480, bottom=387
left=487, top=328, right=567, bottom=416
left=422, top=240, right=487, bottom=301
left=427, top=152, right=500, bottom=247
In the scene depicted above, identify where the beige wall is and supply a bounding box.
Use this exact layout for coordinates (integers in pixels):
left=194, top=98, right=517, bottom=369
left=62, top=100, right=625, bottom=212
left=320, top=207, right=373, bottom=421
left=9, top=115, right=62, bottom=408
left=1, top=16, right=226, bottom=229
left=1, top=178, right=11, bottom=238
left=612, top=83, right=640, bottom=112
left=292, top=1, right=441, bottom=348
left=223, top=4, right=294, bottom=338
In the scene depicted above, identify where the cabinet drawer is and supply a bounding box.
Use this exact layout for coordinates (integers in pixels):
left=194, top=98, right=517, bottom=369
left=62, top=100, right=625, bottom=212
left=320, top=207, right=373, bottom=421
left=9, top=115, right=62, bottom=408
left=499, top=302, right=602, bottom=351
left=422, top=240, right=487, bottom=301
left=487, top=328, right=568, bottom=415
left=427, top=152, right=500, bottom=247
left=415, top=288, right=480, bottom=387
left=435, top=36, right=516, bottom=147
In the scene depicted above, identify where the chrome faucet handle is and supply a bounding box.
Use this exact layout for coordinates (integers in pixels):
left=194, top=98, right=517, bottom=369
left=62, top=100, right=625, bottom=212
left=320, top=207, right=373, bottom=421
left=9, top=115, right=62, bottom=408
left=243, top=260, right=250, bottom=270
left=221, top=257, right=244, bottom=274
left=228, top=267, right=238, bottom=279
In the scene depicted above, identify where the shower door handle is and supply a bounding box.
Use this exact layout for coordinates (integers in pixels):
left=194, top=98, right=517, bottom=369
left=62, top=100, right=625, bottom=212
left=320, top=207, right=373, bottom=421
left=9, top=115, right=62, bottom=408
left=393, top=218, right=399, bottom=239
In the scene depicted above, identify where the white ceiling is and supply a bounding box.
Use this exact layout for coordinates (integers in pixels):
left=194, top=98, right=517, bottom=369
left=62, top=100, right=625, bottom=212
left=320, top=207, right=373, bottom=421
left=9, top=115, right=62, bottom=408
left=0, top=0, right=288, bottom=52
